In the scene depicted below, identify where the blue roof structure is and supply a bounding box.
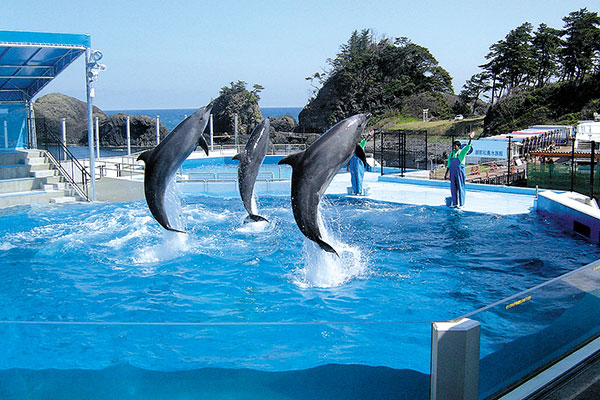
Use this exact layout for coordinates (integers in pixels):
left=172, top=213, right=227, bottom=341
left=0, top=30, right=90, bottom=103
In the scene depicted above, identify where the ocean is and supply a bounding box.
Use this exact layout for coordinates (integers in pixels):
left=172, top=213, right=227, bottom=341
left=105, top=107, right=302, bottom=130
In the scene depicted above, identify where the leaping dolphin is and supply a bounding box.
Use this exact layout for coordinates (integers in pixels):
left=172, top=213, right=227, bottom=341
left=137, top=106, right=211, bottom=233
left=278, top=113, right=371, bottom=255
left=233, top=118, right=271, bottom=223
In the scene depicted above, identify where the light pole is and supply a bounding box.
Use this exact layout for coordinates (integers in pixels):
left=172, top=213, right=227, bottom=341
left=85, top=49, right=106, bottom=201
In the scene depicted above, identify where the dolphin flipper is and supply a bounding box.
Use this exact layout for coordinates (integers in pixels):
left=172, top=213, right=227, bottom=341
left=198, top=135, right=209, bottom=156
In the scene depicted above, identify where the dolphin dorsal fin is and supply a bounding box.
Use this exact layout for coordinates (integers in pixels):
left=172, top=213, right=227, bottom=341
left=278, top=151, right=303, bottom=168
left=232, top=153, right=241, bottom=161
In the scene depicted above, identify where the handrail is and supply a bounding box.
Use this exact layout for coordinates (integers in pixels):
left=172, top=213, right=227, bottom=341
left=38, top=130, right=91, bottom=201
left=43, top=150, right=90, bottom=201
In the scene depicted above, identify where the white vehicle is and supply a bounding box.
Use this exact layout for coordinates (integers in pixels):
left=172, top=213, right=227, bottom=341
left=454, top=114, right=464, bottom=121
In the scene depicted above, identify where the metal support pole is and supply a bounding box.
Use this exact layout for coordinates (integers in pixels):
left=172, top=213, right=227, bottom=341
left=380, top=131, right=384, bottom=176
left=571, top=135, right=575, bottom=192
left=156, top=115, right=160, bottom=145
left=126, top=116, right=131, bottom=156
left=402, top=132, right=406, bottom=176
left=234, top=113, right=238, bottom=149
left=61, top=118, right=67, bottom=161
left=591, top=141, right=595, bottom=200
left=26, top=101, right=37, bottom=149
left=209, top=114, right=214, bottom=152
left=398, top=132, right=401, bottom=171
left=95, top=117, right=100, bottom=159
left=507, top=136, right=512, bottom=186
left=85, top=48, right=96, bottom=201
left=425, top=130, right=428, bottom=170
left=431, top=318, right=480, bottom=400
left=4, top=120, right=8, bottom=148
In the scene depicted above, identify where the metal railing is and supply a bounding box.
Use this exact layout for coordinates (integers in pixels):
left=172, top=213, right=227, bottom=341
left=38, top=130, right=91, bottom=201
left=178, top=170, right=288, bottom=183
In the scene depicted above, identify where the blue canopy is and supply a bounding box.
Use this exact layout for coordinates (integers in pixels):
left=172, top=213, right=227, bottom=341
left=0, top=30, right=90, bottom=103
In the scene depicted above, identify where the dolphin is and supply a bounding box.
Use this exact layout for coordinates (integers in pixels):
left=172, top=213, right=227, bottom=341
left=137, top=105, right=211, bottom=233
left=278, top=113, right=371, bottom=255
left=233, top=118, right=271, bottom=223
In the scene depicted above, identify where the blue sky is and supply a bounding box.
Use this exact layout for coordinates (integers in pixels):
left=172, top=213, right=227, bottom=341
left=5, top=0, right=597, bottom=110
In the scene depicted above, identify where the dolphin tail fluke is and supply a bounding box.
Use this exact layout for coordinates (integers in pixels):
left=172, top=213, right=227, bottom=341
left=165, top=226, right=187, bottom=234
left=244, top=214, right=269, bottom=223
left=316, top=239, right=339, bottom=257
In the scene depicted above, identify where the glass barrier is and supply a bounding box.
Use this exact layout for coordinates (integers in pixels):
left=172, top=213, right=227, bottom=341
left=459, top=259, right=600, bottom=399
left=0, top=320, right=431, bottom=399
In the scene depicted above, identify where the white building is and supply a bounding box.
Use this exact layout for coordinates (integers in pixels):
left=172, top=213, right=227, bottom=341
left=575, top=121, right=600, bottom=150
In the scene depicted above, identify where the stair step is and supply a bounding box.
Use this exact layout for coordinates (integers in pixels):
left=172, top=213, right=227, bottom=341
left=31, top=170, right=57, bottom=178
left=28, top=163, right=51, bottom=172
left=0, top=152, right=25, bottom=166
left=50, top=196, right=77, bottom=204
left=26, top=156, right=48, bottom=165
left=0, top=150, right=87, bottom=208
left=0, top=177, right=38, bottom=194
left=0, top=164, right=30, bottom=179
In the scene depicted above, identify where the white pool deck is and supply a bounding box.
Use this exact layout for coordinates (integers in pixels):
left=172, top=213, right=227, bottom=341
left=326, top=171, right=537, bottom=215
left=96, top=151, right=539, bottom=215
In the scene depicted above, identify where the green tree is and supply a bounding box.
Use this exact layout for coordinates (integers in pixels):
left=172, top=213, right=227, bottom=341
left=299, top=29, right=454, bottom=131
left=531, top=23, right=563, bottom=87
left=561, top=8, right=600, bottom=83
left=209, top=80, right=263, bottom=135
left=460, top=72, right=492, bottom=113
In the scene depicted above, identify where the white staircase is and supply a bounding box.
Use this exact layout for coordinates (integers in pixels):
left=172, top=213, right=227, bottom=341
left=0, top=149, right=85, bottom=208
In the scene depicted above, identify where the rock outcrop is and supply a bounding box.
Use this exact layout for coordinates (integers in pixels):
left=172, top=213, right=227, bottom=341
left=94, top=113, right=169, bottom=147
left=268, top=115, right=297, bottom=133
left=34, top=93, right=106, bottom=145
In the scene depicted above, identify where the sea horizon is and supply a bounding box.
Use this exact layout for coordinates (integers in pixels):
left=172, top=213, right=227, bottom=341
left=105, top=106, right=302, bottom=130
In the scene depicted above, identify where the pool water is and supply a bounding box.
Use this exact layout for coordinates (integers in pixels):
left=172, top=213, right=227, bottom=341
left=182, top=155, right=292, bottom=181
left=0, top=195, right=599, bottom=398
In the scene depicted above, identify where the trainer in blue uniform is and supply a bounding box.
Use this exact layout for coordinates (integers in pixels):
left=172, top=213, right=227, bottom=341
left=349, top=130, right=373, bottom=195
left=444, top=131, right=475, bottom=208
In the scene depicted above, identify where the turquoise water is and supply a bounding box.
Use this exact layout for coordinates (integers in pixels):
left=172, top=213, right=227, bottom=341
left=182, top=155, right=292, bottom=181
left=1, top=193, right=599, bottom=398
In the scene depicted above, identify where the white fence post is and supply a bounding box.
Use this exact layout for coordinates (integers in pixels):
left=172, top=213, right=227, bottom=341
left=210, top=114, right=214, bottom=152
left=156, top=115, right=160, bottom=145
left=431, top=318, right=480, bottom=400
left=126, top=116, right=131, bottom=156
left=234, top=113, right=238, bottom=149
left=95, top=117, right=100, bottom=158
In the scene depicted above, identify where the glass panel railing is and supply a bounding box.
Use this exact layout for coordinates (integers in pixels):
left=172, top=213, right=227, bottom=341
left=0, top=320, right=431, bottom=399
left=459, top=259, right=600, bottom=399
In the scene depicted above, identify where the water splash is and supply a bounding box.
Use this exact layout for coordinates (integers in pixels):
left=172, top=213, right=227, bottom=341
left=164, top=180, right=185, bottom=232
left=291, top=215, right=368, bottom=288
left=236, top=220, right=270, bottom=234
left=132, top=230, right=189, bottom=266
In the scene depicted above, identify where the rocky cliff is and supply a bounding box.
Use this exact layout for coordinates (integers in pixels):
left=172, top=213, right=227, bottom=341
left=33, top=93, right=169, bottom=147
left=34, top=93, right=107, bottom=145
left=96, top=113, right=169, bottom=147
